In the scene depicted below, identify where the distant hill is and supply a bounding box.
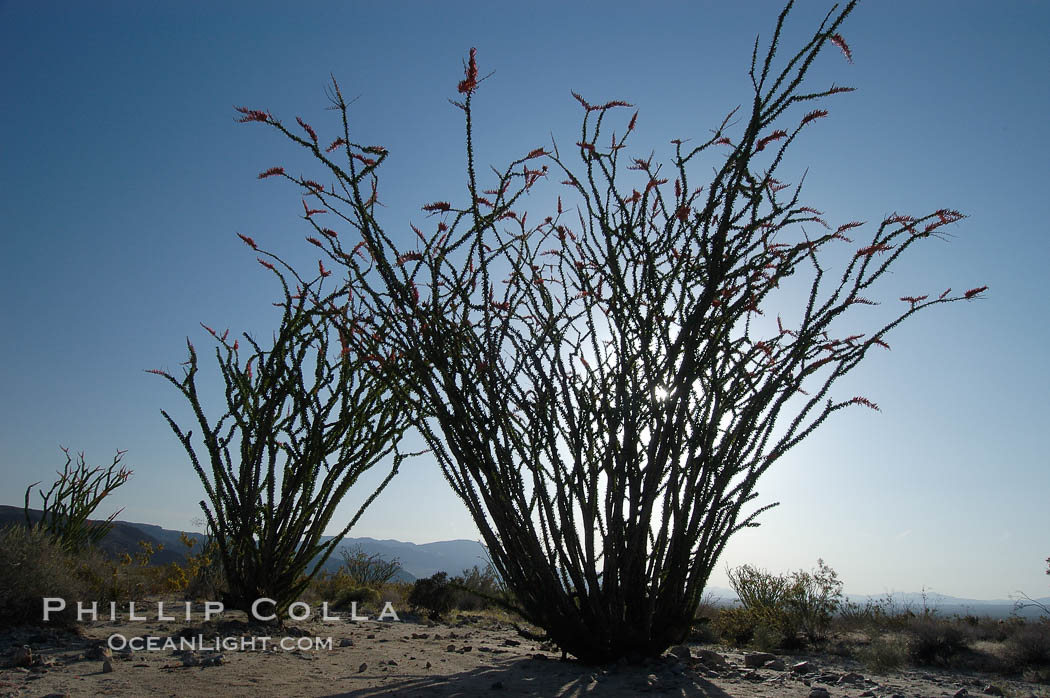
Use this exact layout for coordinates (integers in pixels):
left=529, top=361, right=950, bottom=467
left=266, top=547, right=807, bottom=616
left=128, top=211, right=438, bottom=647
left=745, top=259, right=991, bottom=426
left=0, top=506, right=489, bottom=582
left=0, top=505, right=190, bottom=566
left=323, top=536, right=491, bottom=580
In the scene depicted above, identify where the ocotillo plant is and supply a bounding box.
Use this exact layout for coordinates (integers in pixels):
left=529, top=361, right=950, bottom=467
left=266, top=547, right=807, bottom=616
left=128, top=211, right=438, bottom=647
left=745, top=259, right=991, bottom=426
left=234, top=0, right=986, bottom=660
left=24, top=447, right=132, bottom=553
left=150, top=254, right=414, bottom=618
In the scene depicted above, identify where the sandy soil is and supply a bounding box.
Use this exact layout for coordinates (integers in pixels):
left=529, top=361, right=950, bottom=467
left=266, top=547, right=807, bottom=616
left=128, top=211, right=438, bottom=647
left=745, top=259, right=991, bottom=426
left=2, top=610, right=1048, bottom=697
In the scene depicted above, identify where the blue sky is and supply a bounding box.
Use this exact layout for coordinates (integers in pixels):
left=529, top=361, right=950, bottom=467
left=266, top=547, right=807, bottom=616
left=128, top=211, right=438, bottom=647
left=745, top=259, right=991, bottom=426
left=1, top=1, right=1046, bottom=601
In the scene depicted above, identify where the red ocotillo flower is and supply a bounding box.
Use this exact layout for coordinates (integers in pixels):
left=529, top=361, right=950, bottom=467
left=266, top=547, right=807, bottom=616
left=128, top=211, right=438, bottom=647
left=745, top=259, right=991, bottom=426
left=571, top=91, right=594, bottom=111
left=296, top=116, right=318, bottom=144
left=237, top=233, right=258, bottom=250
left=257, top=258, right=276, bottom=271
left=830, top=34, right=853, bottom=63
left=855, top=243, right=894, bottom=258
left=964, top=285, right=988, bottom=299
left=628, top=111, right=638, bottom=131
left=755, top=130, right=787, bottom=152
left=422, top=201, right=451, bottom=213
left=900, top=295, right=929, bottom=306
left=458, top=47, right=479, bottom=94
left=235, top=106, right=269, bottom=123
left=397, top=252, right=423, bottom=266
left=258, top=167, right=285, bottom=179
left=801, top=109, right=829, bottom=126
left=326, top=137, right=347, bottom=153
left=319, top=260, right=331, bottom=278
left=849, top=396, right=879, bottom=411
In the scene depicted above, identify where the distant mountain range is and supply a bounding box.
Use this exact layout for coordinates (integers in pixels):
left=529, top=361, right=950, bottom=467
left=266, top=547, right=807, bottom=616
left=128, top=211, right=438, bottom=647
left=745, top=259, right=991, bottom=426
left=3, top=505, right=1047, bottom=618
left=0, top=505, right=490, bottom=582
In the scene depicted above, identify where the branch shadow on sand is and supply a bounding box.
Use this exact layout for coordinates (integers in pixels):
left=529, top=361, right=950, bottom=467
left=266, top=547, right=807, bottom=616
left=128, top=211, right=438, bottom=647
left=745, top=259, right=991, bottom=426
left=318, top=654, right=735, bottom=697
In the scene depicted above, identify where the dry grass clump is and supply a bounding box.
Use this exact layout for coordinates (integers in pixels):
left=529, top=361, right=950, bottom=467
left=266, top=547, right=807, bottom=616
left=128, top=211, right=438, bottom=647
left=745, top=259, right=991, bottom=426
left=0, top=525, right=99, bottom=628
left=858, top=633, right=909, bottom=674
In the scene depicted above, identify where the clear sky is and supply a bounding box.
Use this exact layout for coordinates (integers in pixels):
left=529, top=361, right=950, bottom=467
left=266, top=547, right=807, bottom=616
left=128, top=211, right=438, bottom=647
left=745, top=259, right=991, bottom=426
left=1, top=1, right=1047, bottom=602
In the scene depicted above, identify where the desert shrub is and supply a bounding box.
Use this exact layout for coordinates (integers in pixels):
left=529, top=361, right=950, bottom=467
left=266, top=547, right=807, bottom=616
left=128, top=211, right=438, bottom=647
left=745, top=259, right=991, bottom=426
left=309, top=570, right=359, bottom=609
left=712, top=606, right=758, bottom=646
left=335, top=586, right=382, bottom=610
left=408, top=572, right=455, bottom=620
left=174, top=532, right=225, bottom=600
left=93, top=540, right=174, bottom=600
left=0, top=525, right=92, bottom=628
left=907, top=616, right=969, bottom=665
left=339, top=546, right=402, bottom=588
left=377, top=580, right=412, bottom=608
left=449, top=565, right=507, bottom=611
left=729, top=564, right=793, bottom=611
left=727, top=559, right=843, bottom=648
left=784, top=559, right=843, bottom=643
left=1005, top=620, right=1050, bottom=670
left=689, top=594, right=721, bottom=643
left=860, top=634, right=908, bottom=674
left=839, top=595, right=912, bottom=632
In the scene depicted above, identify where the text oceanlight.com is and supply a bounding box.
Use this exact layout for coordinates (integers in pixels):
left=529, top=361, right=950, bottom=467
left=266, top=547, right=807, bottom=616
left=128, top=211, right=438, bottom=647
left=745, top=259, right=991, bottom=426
left=107, top=634, right=334, bottom=652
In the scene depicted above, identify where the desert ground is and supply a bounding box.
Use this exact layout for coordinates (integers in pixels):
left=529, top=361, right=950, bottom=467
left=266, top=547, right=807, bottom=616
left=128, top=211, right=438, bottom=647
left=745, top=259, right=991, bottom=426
left=2, top=608, right=1048, bottom=698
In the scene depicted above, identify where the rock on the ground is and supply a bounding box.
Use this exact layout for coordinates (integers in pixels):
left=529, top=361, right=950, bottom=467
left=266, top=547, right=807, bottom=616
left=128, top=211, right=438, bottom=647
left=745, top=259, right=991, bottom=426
left=667, top=644, right=691, bottom=661
left=13, top=645, right=33, bottom=667
left=743, top=651, right=776, bottom=668
left=694, top=648, right=729, bottom=668
left=791, top=660, right=813, bottom=674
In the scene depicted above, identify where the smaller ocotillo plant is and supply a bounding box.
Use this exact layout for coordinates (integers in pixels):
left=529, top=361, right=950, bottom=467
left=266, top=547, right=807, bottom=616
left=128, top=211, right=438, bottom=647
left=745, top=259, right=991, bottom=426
left=150, top=251, right=414, bottom=619
left=24, top=447, right=132, bottom=553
